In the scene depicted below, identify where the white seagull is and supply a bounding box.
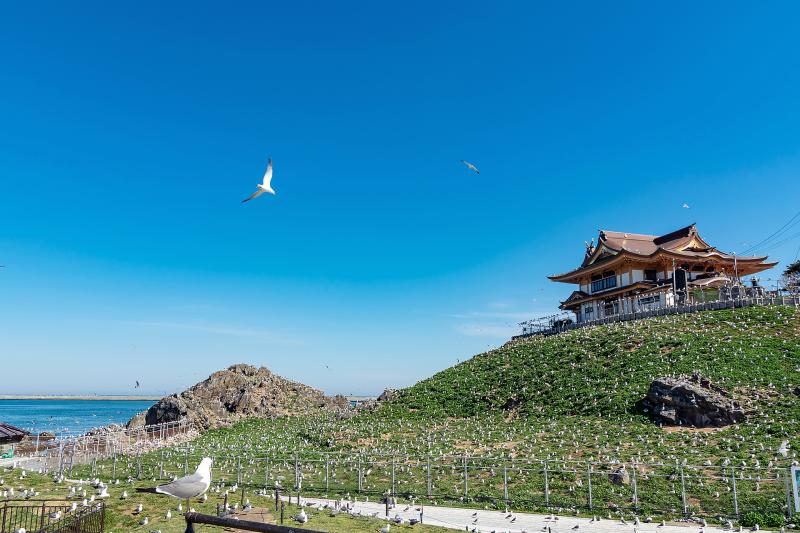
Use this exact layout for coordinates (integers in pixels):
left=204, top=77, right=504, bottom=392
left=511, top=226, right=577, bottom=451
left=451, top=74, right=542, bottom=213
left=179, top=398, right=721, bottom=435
left=778, top=440, right=790, bottom=457
left=682, top=203, right=690, bottom=209
left=460, top=160, right=480, bottom=174
left=136, top=458, right=212, bottom=509
left=242, top=159, right=275, bottom=203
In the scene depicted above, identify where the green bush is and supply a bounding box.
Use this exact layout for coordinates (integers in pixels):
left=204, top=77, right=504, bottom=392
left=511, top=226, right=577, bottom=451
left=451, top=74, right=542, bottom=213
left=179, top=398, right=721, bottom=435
left=741, top=511, right=784, bottom=528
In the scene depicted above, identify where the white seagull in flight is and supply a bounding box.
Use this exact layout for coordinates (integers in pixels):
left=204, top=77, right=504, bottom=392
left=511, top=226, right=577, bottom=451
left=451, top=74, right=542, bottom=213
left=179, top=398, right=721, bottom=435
left=682, top=203, right=690, bottom=209
left=242, top=159, right=275, bottom=203
left=461, top=160, right=480, bottom=174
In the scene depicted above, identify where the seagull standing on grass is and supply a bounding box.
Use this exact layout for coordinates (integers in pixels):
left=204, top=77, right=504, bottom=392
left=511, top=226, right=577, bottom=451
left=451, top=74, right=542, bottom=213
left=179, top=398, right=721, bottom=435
left=136, top=458, right=212, bottom=511
left=242, top=159, right=275, bottom=202
left=460, top=160, right=480, bottom=174
left=778, top=440, right=790, bottom=457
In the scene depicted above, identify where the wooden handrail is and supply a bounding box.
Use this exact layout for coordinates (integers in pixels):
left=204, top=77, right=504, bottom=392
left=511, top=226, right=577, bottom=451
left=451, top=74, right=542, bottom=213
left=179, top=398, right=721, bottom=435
left=183, top=511, right=327, bottom=533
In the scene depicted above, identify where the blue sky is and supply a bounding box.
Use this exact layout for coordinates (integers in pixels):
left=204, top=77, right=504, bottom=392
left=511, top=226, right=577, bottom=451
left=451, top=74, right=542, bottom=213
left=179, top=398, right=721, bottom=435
left=2, top=2, right=800, bottom=396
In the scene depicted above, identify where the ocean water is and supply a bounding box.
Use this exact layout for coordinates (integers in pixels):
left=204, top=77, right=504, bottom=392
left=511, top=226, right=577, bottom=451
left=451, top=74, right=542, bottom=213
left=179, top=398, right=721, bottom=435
left=0, top=400, right=155, bottom=437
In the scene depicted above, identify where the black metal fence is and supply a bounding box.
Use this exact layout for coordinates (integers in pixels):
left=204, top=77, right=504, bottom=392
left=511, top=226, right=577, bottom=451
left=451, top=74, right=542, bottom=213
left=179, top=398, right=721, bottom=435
left=0, top=500, right=104, bottom=533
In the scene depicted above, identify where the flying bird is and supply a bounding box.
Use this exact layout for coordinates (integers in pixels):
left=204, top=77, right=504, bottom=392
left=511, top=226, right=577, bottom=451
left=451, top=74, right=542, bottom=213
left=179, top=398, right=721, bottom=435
left=460, top=160, right=480, bottom=174
left=242, top=159, right=275, bottom=203
left=682, top=203, right=690, bottom=209
left=136, top=458, right=213, bottom=508
left=135, top=381, right=140, bottom=389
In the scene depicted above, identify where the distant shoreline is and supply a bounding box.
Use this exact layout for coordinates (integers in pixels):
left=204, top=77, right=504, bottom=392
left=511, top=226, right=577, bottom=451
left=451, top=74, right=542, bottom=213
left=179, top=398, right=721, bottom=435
left=0, top=395, right=161, bottom=401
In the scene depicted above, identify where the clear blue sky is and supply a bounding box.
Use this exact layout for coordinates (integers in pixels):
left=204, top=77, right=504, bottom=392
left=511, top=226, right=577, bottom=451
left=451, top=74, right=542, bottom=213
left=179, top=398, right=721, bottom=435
left=2, top=2, right=800, bottom=396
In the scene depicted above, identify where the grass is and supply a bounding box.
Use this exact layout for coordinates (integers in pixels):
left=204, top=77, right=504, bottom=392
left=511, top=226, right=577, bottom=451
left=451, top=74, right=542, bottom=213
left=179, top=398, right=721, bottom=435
left=7, top=305, right=800, bottom=527
left=1, top=468, right=447, bottom=533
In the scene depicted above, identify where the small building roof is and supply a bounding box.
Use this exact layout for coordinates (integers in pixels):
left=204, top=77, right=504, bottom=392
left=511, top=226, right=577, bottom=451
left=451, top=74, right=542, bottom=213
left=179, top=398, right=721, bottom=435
left=0, top=422, right=30, bottom=443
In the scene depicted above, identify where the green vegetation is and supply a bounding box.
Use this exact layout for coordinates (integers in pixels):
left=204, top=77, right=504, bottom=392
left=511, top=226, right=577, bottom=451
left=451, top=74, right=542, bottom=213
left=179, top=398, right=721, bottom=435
left=8, top=306, right=800, bottom=528
left=1, top=469, right=446, bottom=533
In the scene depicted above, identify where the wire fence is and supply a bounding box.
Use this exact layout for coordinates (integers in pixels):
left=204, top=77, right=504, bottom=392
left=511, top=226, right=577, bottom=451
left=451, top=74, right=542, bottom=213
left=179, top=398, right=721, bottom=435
left=53, top=446, right=796, bottom=521
left=16, top=419, right=194, bottom=477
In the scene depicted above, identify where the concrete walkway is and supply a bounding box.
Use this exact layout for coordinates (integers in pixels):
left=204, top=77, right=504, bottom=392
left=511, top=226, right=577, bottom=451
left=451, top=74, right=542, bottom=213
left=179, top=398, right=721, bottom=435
left=283, top=495, right=750, bottom=533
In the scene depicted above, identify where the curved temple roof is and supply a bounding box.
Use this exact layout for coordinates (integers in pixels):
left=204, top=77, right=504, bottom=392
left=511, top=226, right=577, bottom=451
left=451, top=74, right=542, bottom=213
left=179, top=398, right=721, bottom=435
left=550, top=224, right=776, bottom=283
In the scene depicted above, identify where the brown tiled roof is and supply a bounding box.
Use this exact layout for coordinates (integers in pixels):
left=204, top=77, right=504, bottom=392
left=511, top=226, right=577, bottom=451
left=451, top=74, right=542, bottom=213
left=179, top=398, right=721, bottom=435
left=550, top=224, right=775, bottom=282
left=0, top=422, right=29, bottom=441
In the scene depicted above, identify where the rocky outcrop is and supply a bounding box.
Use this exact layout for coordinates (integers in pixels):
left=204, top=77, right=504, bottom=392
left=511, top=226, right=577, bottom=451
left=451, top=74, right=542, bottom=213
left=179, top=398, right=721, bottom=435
left=133, top=364, right=351, bottom=429
left=355, top=388, right=400, bottom=412
left=377, top=388, right=399, bottom=402
left=637, top=374, right=745, bottom=428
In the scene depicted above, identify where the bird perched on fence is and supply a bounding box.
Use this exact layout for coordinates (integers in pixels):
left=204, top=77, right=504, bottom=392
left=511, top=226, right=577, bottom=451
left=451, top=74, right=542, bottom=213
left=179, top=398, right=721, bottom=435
left=136, top=458, right=212, bottom=511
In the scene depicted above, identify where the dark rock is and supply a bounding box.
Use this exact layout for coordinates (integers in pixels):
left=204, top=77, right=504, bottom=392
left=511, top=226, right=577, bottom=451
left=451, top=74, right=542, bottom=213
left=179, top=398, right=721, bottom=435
left=378, top=388, right=399, bottom=402
left=637, top=374, right=745, bottom=428
left=134, top=364, right=352, bottom=429
left=608, top=465, right=629, bottom=485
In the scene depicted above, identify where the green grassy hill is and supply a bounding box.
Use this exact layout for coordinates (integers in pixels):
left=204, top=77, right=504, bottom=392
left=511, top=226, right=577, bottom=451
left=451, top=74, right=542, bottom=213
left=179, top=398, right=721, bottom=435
left=392, top=305, right=800, bottom=424
left=28, top=305, right=800, bottom=528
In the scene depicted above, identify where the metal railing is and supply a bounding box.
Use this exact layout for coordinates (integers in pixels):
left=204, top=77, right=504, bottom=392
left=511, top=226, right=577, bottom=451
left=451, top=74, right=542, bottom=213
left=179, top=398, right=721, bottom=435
left=59, top=448, right=795, bottom=521
left=517, top=294, right=800, bottom=338
left=184, top=511, right=326, bottom=533
left=0, top=500, right=104, bottom=533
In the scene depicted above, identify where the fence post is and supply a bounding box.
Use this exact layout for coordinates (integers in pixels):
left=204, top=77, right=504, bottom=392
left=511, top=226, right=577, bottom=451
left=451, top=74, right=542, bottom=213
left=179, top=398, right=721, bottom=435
left=731, top=467, right=739, bottom=518
left=631, top=462, right=638, bottom=509
left=58, top=440, right=64, bottom=477
left=786, top=469, right=794, bottom=518
left=679, top=465, right=687, bottom=516
left=159, top=449, right=164, bottom=479
left=112, top=450, right=117, bottom=479
left=184, top=448, right=189, bottom=476
left=265, top=457, right=270, bottom=487
left=463, top=455, right=468, bottom=498
left=237, top=456, right=242, bottom=485
left=391, top=457, right=396, bottom=496
left=503, top=466, right=509, bottom=502
left=587, top=462, right=593, bottom=511
left=426, top=455, right=432, bottom=498
left=543, top=460, right=550, bottom=507
left=325, top=458, right=330, bottom=493
left=137, top=453, right=142, bottom=479
left=357, top=456, right=362, bottom=493
left=289, top=453, right=300, bottom=490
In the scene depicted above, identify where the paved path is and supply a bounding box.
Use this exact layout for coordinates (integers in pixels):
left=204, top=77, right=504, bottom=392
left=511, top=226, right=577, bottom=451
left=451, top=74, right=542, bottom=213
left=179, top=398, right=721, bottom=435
left=283, top=495, right=751, bottom=533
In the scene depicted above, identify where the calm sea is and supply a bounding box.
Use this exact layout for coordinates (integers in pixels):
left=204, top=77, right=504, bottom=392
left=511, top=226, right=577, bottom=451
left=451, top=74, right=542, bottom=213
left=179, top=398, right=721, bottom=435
left=0, top=400, right=155, bottom=437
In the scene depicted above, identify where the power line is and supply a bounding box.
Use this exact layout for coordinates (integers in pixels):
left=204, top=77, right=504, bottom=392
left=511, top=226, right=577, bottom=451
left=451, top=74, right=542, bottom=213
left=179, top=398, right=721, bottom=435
left=740, top=209, right=800, bottom=255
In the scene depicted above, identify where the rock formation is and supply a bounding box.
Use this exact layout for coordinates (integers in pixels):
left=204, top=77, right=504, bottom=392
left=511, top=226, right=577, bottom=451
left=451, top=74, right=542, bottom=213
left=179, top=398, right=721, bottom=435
left=637, top=373, right=745, bottom=428
left=130, top=364, right=350, bottom=429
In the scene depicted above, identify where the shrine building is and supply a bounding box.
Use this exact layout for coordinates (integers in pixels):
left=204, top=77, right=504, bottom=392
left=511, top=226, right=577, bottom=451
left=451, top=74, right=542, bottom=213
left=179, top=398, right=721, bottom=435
left=548, top=224, right=777, bottom=323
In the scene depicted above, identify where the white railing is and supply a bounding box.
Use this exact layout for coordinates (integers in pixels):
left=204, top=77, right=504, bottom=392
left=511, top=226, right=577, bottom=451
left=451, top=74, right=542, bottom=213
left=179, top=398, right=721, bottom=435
left=517, top=294, right=800, bottom=338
